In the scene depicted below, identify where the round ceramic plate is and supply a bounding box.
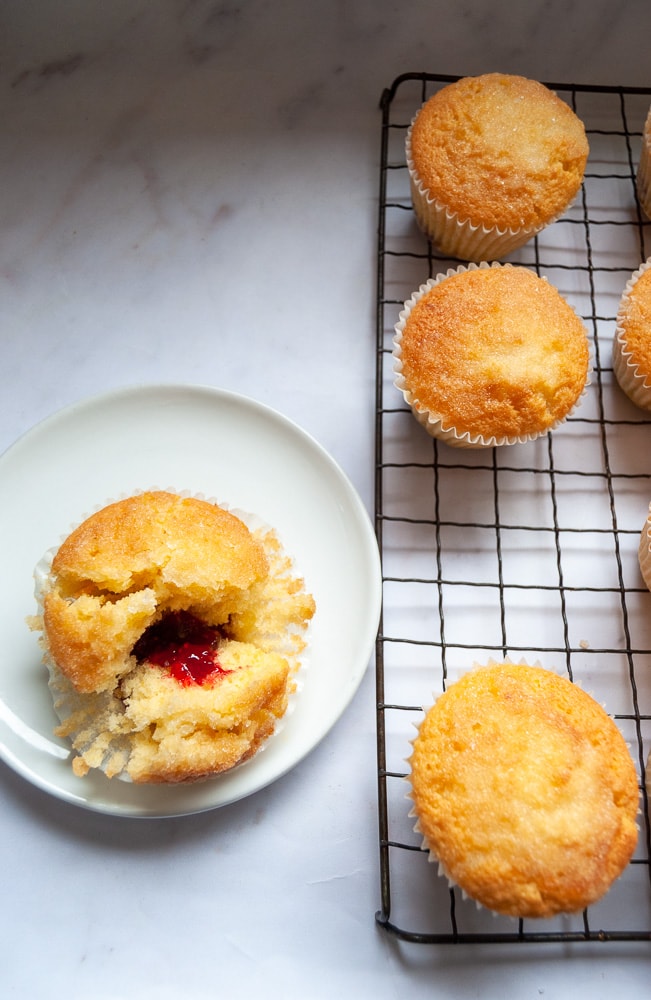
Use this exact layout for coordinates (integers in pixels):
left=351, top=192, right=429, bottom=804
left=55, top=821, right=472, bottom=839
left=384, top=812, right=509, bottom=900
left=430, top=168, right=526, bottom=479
left=0, top=384, right=382, bottom=818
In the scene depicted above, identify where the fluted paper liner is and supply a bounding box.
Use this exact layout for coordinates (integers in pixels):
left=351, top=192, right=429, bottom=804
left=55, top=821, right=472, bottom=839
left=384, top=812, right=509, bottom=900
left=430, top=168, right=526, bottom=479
left=612, top=257, right=651, bottom=410
left=636, top=105, right=651, bottom=219
left=638, top=502, right=651, bottom=591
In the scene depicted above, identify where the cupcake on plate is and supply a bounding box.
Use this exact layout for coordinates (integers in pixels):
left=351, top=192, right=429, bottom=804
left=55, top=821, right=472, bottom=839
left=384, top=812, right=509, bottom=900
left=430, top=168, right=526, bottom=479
left=408, top=660, right=639, bottom=919
left=406, top=73, right=589, bottom=261
left=30, top=491, right=315, bottom=783
left=636, top=104, right=651, bottom=219
left=393, top=262, right=591, bottom=448
left=612, top=258, right=651, bottom=409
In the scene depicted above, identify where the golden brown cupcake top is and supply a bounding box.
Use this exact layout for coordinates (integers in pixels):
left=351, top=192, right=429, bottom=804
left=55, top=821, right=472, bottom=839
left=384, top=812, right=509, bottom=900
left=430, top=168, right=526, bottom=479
left=396, top=265, right=590, bottom=442
left=43, top=491, right=269, bottom=693
left=616, top=264, right=651, bottom=378
left=409, top=73, right=589, bottom=231
left=50, top=490, right=266, bottom=595
left=409, top=661, right=639, bottom=918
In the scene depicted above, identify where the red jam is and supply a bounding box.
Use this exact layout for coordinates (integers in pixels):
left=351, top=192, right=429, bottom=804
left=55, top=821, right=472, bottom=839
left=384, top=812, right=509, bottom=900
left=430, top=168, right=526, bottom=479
left=132, top=611, right=229, bottom=686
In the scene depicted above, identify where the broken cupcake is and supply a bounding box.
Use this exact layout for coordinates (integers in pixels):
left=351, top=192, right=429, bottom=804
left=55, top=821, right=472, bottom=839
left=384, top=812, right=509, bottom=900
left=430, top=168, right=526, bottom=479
left=30, top=491, right=315, bottom=783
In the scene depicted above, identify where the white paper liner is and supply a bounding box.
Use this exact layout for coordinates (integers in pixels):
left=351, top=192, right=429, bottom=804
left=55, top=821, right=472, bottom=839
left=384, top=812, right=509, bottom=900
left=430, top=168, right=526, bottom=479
left=404, top=657, right=636, bottom=918
left=32, top=488, right=314, bottom=782
left=406, top=119, right=557, bottom=262
left=393, top=262, right=592, bottom=449
left=612, top=257, right=651, bottom=409
left=636, top=106, right=651, bottom=219
left=638, top=502, right=651, bottom=591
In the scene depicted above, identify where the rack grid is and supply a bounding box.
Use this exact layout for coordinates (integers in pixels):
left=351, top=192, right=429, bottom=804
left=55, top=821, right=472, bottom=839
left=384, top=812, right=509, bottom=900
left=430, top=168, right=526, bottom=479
left=374, top=73, right=651, bottom=944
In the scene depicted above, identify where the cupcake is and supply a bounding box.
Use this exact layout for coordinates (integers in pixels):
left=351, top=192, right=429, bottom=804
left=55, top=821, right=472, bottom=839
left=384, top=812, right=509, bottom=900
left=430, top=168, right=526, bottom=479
left=30, top=491, right=315, bottom=783
left=406, top=73, right=589, bottom=261
left=408, top=660, right=639, bottom=919
left=638, top=501, right=651, bottom=591
left=393, top=262, right=591, bottom=448
left=612, top=258, right=651, bottom=409
left=636, top=104, right=651, bottom=219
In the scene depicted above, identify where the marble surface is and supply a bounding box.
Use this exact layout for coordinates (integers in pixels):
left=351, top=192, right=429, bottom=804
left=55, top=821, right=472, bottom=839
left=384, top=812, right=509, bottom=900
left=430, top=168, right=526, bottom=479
left=2, top=1, right=651, bottom=997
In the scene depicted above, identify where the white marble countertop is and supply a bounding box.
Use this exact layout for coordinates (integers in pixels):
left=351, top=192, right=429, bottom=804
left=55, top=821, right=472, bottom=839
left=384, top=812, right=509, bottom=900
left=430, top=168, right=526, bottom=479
left=2, top=1, right=651, bottom=997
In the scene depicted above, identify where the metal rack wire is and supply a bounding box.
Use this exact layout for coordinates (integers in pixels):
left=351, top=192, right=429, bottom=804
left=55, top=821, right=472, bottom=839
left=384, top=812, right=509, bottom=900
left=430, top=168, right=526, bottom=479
left=374, top=73, right=651, bottom=944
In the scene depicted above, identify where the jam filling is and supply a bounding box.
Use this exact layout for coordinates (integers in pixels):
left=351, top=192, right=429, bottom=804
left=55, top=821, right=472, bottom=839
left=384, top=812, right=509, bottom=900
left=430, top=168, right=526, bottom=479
left=132, top=611, right=229, bottom=686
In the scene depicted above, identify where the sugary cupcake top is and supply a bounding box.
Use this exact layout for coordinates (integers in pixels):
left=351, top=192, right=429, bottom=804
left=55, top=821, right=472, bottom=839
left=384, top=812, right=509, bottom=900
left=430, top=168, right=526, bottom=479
left=395, top=265, right=590, bottom=442
left=408, top=73, right=589, bottom=230
left=50, top=490, right=267, bottom=595
left=43, top=491, right=269, bottom=693
left=409, top=661, right=639, bottom=918
left=616, top=262, right=651, bottom=377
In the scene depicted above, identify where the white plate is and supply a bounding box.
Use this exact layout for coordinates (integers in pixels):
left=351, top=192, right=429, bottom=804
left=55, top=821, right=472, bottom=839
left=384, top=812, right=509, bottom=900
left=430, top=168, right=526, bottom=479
left=0, top=384, right=381, bottom=817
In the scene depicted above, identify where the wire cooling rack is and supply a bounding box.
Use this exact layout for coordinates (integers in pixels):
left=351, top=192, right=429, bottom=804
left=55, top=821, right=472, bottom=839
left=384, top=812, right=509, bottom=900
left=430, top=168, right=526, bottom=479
left=374, top=73, right=651, bottom=944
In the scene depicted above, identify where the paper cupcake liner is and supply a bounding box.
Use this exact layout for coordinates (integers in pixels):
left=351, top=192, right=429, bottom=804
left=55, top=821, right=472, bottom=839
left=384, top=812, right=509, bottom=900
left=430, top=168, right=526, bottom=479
left=636, top=107, right=651, bottom=219
left=612, top=257, right=651, bottom=409
left=637, top=151, right=651, bottom=219
left=393, top=262, right=591, bottom=449
left=638, top=503, right=651, bottom=591
left=32, top=488, right=313, bottom=782
left=406, top=121, right=549, bottom=262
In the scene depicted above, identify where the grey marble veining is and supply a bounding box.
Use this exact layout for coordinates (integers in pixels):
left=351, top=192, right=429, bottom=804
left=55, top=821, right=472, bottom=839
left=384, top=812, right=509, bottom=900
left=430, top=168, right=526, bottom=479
left=1, top=3, right=651, bottom=998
